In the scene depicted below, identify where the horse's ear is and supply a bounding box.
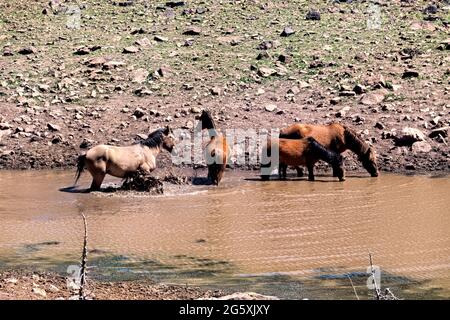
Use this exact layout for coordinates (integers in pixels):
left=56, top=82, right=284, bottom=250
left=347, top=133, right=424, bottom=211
left=164, top=125, right=172, bottom=134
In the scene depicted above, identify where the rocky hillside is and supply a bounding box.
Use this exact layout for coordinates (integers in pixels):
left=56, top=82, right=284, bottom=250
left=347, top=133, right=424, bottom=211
left=0, top=0, right=449, bottom=173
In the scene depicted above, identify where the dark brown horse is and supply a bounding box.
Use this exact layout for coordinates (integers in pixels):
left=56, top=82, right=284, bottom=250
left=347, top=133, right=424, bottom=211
left=261, top=137, right=345, bottom=181
left=199, top=110, right=229, bottom=185
left=74, top=126, right=175, bottom=191
left=279, top=123, right=378, bottom=177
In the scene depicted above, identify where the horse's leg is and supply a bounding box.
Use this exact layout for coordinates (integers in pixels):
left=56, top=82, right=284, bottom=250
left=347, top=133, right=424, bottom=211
left=278, top=163, right=287, bottom=180
left=90, top=172, right=105, bottom=191
left=307, top=164, right=315, bottom=181
left=296, top=166, right=304, bottom=177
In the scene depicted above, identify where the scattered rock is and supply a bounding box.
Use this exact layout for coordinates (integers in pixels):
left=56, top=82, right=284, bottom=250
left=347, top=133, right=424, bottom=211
left=205, top=292, right=279, bottom=300
left=47, top=123, right=61, bottom=132
left=85, top=57, right=107, bottom=68
left=18, top=47, right=37, bottom=55
left=278, top=54, right=292, bottom=64
left=133, top=108, right=146, bottom=118
left=280, top=26, right=295, bottom=37
left=374, top=122, right=385, bottom=130
left=210, top=87, right=221, bottom=96
left=264, top=104, right=277, bottom=112
left=287, top=86, right=300, bottom=95
left=154, top=35, right=169, bottom=42
left=190, top=107, right=202, bottom=114
left=165, top=1, right=185, bottom=8
left=402, top=69, right=419, bottom=79
left=306, top=9, right=321, bottom=21
left=335, top=106, right=350, bottom=118
left=429, top=127, right=449, bottom=139
left=353, top=84, right=366, bottom=95
left=183, top=27, right=202, bottom=36
left=412, top=141, right=432, bottom=153
left=32, top=287, right=47, bottom=298
left=423, top=4, right=438, bottom=14
left=157, top=66, right=171, bottom=77
left=257, top=67, right=276, bottom=78
left=123, top=46, right=139, bottom=54
left=135, top=37, right=151, bottom=47
left=360, top=91, right=386, bottom=105
left=2, top=47, right=13, bottom=56
left=131, top=68, right=149, bottom=83
left=395, top=127, right=426, bottom=146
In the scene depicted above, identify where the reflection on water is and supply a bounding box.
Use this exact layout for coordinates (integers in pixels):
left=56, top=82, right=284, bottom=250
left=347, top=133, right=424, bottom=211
left=0, top=170, right=449, bottom=299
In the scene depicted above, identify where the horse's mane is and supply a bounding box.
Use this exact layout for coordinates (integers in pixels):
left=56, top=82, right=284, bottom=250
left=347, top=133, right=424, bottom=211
left=343, top=125, right=370, bottom=156
left=307, top=137, right=343, bottom=166
left=201, top=110, right=216, bottom=129
left=140, top=128, right=165, bottom=148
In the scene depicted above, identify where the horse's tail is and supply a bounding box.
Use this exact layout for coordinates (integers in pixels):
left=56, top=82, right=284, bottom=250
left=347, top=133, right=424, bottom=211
left=307, top=137, right=343, bottom=167
left=74, top=154, right=87, bottom=186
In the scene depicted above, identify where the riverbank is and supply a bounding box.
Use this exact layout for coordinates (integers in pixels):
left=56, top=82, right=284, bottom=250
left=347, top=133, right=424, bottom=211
left=0, top=1, right=449, bottom=174
left=0, top=269, right=227, bottom=300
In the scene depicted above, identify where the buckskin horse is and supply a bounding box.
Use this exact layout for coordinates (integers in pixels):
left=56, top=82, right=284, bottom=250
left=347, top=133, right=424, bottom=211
left=198, top=110, right=229, bottom=185
left=74, top=126, right=175, bottom=191
left=261, top=136, right=345, bottom=181
left=279, top=123, right=378, bottom=177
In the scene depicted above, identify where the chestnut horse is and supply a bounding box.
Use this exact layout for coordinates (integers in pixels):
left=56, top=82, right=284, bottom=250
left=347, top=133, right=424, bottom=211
left=261, top=137, right=345, bottom=181
left=74, top=126, right=175, bottom=191
left=279, top=123, right=378, bottom=177
left=199, top=110, right=229, bottom=185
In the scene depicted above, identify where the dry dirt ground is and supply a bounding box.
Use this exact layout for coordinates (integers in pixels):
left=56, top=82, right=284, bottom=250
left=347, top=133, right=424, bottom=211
left=0, top=1, right=449, bottom=174
left=0, top=269, right=225, bottom=300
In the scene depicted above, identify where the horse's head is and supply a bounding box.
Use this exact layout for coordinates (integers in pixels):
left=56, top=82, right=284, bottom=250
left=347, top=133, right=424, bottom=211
left=162, top=126, right=175, bottom=153
left=360, top=147, right=378, bottom=177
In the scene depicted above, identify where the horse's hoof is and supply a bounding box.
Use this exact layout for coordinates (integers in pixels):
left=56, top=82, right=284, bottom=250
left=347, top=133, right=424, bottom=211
left=339, top=178, right=346, bottom=182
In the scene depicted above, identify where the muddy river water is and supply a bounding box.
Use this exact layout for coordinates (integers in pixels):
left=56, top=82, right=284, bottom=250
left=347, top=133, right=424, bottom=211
left=0, top=170, right=449, bottom=299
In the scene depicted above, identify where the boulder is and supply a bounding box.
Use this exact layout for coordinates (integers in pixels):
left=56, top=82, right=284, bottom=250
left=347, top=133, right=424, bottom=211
left=411, top=141, right=432, bottom=153
left=395, top=127, right=426, bottom=146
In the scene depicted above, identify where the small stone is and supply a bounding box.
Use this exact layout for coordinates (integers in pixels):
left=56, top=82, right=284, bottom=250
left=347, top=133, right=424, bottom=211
left=165, top=1, right=185, bottom=8
left=278, top=54, right=292, bottom=64
left=131, top=68, right=149, bottom=83
left=85, top=57, right=107, bottom=68
left=133, top=108, right=145, bottom=118
left=402, top=69, right=419, bottom=79
left=47, top=123, right=61, bottom=132
left=353, top=84, right=366, bottom=95
left=183, top=27, right=202, bottom=35
left=395, top=127, right=426, bottom=146
left=32, top=287, right=47, bottom=298
left=123, top=46, right=139, bottom=54
left=374, top=122, right=385, bottom=130
left=287, top=86, right=300, bottom=95
left=157, top=66, right=171, bottom=77
left=258, top=67, right=276, bottom=78
left=256, top=51, right=269, bottom=60
left=412, top=141, right=432, bottom=153
left=306, top=9, right=321, bottom=21
left=335, top=106, right=350, bottom=118
left=18, top=47, right=37, bottom=55
left=190, top=107, right=202, bottom=114
left=135, top=37, right=151, bottom=47
left=48, top=284, right=60, bottom=293
left=154, top=35, right=169, bottom=42
left=210, top=87, right=221, bottom=96
left=429, top=127, right=449, bottom=139
left=265, top=104, right=277, bottom=112
left=360, top=91, right=386, bottom=105
left=280, top=26, right=295, bottom=37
